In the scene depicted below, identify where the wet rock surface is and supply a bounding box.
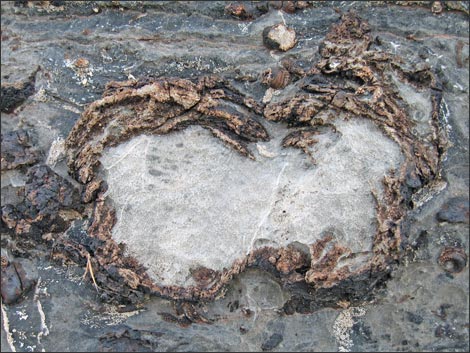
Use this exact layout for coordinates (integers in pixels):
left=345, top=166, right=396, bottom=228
left=1, top=1, right=469, bottom=352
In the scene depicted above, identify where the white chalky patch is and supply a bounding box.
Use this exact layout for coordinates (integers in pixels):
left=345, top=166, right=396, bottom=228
left=100, top=119, right=403, bottom=286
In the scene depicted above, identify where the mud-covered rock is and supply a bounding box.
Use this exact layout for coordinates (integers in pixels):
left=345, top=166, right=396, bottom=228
left=22, top=165, right=81, bottom=218
left=260, top=67, right=291, bottom=89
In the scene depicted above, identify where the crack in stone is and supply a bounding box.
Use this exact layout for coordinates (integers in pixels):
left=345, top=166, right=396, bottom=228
left=247, top=162, right=288, bottom=253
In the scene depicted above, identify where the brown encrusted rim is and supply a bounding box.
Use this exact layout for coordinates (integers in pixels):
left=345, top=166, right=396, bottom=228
left=61, top=12, right=448, bottom=303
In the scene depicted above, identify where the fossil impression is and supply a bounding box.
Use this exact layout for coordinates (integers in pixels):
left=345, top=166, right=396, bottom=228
left=62, top=12, right=447, bottom=304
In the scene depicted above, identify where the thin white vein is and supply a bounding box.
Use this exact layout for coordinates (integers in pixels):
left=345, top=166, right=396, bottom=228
left=246, top=162, right=288, bottom=253
left=1, top=301, right=16, bottom=352
left=104, top=136, right=149, bottom=170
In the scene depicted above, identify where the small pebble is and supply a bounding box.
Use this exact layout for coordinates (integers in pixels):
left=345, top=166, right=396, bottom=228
left=263, top=23, right=297, bottom=51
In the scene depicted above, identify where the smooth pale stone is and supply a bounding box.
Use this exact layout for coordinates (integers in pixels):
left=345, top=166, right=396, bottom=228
left=99, top=118, right=403, bottom=287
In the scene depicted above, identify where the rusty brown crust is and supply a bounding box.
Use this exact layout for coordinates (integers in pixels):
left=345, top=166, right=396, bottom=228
left=59, top=12, right=448, bottom=303
left=65, top=75, right=268, bottom=203
left=225, top=1, right=313, bottom=20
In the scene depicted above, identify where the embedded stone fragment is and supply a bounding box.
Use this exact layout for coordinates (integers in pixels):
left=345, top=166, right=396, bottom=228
left=1, top=130, right=41, bottom=171
left=431, top=1, right=443, bottom=14
left=261, top=67, right=291, bottom=89
left=262, top=23, right=297, bottom=51
left=0, top=259, right=36, bottom=304
left=261, top=333, right=283, bottom=351
left=225, top=2, right=255, bottom=20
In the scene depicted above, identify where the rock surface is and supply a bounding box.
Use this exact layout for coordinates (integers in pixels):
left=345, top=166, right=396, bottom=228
left=1, top=1, right=468, bottom=352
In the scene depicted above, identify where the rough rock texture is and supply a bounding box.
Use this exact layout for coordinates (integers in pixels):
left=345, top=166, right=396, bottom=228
left=1, top=130, right=41, bottom=171
left=0, top=67, right=38, bottom=113
left=1, top=164, right=83, bottom=238
left=225, top=1, right=313, bottom=20
left=1, top=1, right=468, bottom=352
